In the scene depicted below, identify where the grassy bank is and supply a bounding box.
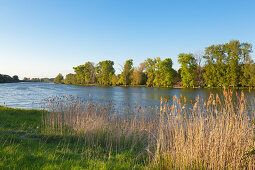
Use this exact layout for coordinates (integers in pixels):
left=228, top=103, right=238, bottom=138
left=1, top=90, right=255, bottom=169
left=0, top=107, right=147, bottom=169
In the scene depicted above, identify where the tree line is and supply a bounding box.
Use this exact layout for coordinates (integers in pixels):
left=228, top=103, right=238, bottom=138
left=0, top=74, right=19, bottom=83
left=23, top=77, right=54, bottom=83
left=55, top=40, right=255, bottom=88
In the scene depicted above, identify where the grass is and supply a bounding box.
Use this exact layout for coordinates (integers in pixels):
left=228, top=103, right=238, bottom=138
left=0, top=107, right=147, bottom=169
left=0, top=90, right=255, bottom=169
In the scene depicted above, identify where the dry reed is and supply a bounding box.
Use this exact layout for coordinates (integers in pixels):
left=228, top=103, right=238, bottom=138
left=42, top=90, right=255, bottom=169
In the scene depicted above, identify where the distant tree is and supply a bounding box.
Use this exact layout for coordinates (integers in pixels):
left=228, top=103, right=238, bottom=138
left=172, top=69, right=181, bottom=86
left=64, top=73, right=77, bottom=85
left=178, top=53, right=196, bottom=87
left=157, top=58, right=175, bottom=87
left=203, top=40, right=253, bottom=87
left=145, top=57, right=160, bottom=87
left=83, top=62, right=96, bottom=84
left=23, top=77, right=30, bottom=81
left=0, top=74, right=13, bottom=83
left=95, top=60, right=115, bottom=85
left=12, top=75, right=19, bottom=82
left=194, top=51, right=204, bottom=87
left=40, top=78, right=54, bottom=83
left=0, top=74, right=4, bottom=83
left=111, top=74, right=120, bottom=86
left=240, top=43, right=254, bottom=86
left=131, top=62, right=147, bottom=85
left=120, top=59, right=133, bottom=86
left=31, top=78, right=40, bottom=82
left=225, top=40, right=242, bottom=87
left=54, top=73, right=64, bottom=84
left=73, top=65, right=85, bottom=84
left=203, top=44, right=224, bottom=87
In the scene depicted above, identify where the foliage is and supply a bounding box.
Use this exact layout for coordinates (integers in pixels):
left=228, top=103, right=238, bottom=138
left=119, top=59, right=133, bottom=86
left=22, top=77, right=54, bottom=82
left=155, top=58, right=175, bottom=87
left=145, top=57, right=160, bottom=87
left=131, top=62, right=147, bottom=85
left=0, top=74, right=19, bottom=83
left=73, top=62, right=96, bottom=85
left=203, top=40, right=254, bottom=87
left=54, top=73, right=64, bottom=84
left=54, top=40, right=254, bottom=88
left=95, top=60, right=115, bottom=85
left=64, top=73, right=77, bottom=85
left=111, top=74, right=120, bottom=86
left=178, top=53, right=196, bottom=87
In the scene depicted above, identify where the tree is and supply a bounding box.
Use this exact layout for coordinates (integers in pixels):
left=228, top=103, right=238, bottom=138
left=120, top=59, right=133, bottom=86
left=64, top=73, right=77, bottom=85
left=95, top=60, right=115, bottom=85
left=203, top=40, right=253, bottom=87
left=12, top=75, right=19, bottom=82
left=194, top=51, right=204, bottom=87
left=73, top=65, right=85, bottom=84
left=154, top=58, right=175, bottom=87
left=225, top=40, right=242, bottom=87
left=54, top=73, right=64, bottom=84
left=160, top=58, right=175, bottom=87
left=84, top=62, right=96, bottom=84
left=178, top=53, right=196, bottom=87
left=0, top=74, right=15, bottom=83
left=240, top=43, right=254, bottom=87
left=145, top=57, right=160, bottom=87
left=111, top=74, right=120, bottom=86
left=23, top=77, right=30, bottom=82
left=131, top=62, right=147, bottom=85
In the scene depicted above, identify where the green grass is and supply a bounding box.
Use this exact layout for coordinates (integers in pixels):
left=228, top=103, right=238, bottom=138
left=0, top=107, right=149, bottom=169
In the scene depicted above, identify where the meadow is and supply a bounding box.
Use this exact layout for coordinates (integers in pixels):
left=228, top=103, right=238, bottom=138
left=0, top=90, right=255, bottom=169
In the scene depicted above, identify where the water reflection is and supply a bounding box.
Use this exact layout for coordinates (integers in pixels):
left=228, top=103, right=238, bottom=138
left=0, top=82, right=254, bottom=110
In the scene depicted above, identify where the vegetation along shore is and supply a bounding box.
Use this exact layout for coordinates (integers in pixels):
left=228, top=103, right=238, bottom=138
left=55, top=40, right=255, bottom=88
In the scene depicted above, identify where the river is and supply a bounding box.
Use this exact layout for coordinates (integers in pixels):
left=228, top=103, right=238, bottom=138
left=0, top=82, right=254, bottom=110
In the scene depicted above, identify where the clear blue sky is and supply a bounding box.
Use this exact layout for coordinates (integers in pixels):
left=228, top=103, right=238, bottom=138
left=0, top=0, right=254, bottom=79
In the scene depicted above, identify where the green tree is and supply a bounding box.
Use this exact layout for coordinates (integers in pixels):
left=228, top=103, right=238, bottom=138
left=64, top=73, right=77, bottom=85
left=203, top=40, right=253, bottom=87
left=120, top=59, right=133, bottom=86
left=178, top=53, right=196, bottom=87
left=54, top=73, right=64, bottom=84
left=154, top=58, right=175, bottom=87
left=73, top=62, right=95, bottom=85
left=73, top=65, right=85, bottom=84
left=83, top=62, right=96, bottom=84
left=145, top=57, right=160, bottom=87
left=241, top=43, right=254, bottom=87
left=95, top=60, right=115, bottom=85
left=225, top=40, right=242, bottom=87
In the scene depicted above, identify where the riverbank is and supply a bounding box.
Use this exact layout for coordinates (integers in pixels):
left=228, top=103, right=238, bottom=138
left=59, top=82, right=255, bottom=89
left=0, top=107, right=147, bottom=169
left=1, top=91, right=255, bottom=169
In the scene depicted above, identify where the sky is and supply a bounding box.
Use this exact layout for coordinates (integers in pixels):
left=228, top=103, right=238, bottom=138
left=0, top=0, right=255, bottom=79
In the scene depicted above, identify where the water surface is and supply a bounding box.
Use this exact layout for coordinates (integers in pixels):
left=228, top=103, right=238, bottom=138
left=0, top=82, right=254, bottom=109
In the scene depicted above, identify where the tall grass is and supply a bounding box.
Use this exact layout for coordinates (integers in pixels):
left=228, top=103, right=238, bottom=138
left=42, top=91, right=255, bottom=169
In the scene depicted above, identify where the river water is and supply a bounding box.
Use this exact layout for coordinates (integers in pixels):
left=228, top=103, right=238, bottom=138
left=0, top=82, right=254, bottom=110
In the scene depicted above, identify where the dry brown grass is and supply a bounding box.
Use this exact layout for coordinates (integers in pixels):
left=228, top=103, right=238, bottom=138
left=42, top=90, right=255, bottom=169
